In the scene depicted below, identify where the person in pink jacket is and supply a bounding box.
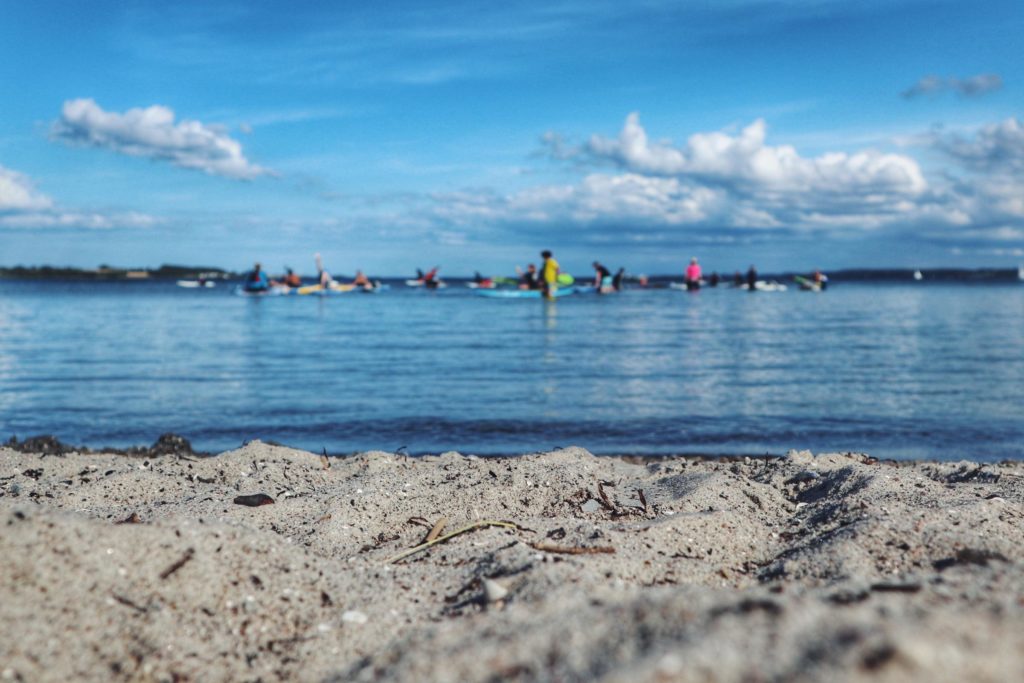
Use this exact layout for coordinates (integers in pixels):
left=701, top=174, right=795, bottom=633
left=685, top=257, right=702, bottom=291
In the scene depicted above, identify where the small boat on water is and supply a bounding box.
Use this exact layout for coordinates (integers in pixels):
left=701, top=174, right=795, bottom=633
left=913, top=270, right=924, bottom=281
left=177, top=279, right=216, bottom=288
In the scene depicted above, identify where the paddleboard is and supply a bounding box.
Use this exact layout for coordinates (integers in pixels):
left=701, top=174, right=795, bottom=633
left=475, top=287, right=575, bottom=299
left=794, top=276, right=822, bottom=292
left=740, top=280, right=788, bottom=292
left=233, top=285, right=288, bottom=297
left=297, top=283, right=358, bottom=295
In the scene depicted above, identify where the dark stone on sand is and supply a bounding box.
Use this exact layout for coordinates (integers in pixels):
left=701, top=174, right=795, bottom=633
left=933, top=547, right=1009, bottom=571
left=233, top=493, right=275, bottom=507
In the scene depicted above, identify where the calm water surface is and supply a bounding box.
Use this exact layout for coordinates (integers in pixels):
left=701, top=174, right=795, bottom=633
left=1, top=280, right=1022, bottom=460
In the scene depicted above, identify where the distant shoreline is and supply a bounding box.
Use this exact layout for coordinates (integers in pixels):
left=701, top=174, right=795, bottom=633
left=1, top=264, right=1021, bottom=283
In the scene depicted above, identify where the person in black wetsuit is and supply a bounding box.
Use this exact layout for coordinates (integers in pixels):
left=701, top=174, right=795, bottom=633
left=612, top=268, right=625, bottom=291
left=517, top=264, right=540, bottom=290
left=592, top=261, right=612, bottom=292
left=746, top=265, right=758, bottom=291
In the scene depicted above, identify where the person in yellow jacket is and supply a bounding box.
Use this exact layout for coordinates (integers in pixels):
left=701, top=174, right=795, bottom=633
left=541, top=250, right=559, bottom=299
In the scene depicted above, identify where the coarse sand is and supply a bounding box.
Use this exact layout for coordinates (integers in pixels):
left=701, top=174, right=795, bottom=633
left=1, top=442, right=1022, bottom=682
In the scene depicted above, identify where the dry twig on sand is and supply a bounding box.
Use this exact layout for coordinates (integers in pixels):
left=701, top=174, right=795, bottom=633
left=530, top=542, right=616, bottom=555
left=425, top=517, right=447, bottom=543
left=159, top=548, right=195, bottom=580
left=387, top=521, right=519, bottom=564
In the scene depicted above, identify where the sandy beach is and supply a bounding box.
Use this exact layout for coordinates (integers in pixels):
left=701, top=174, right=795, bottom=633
left=1, top=441, right=1022, bottom=682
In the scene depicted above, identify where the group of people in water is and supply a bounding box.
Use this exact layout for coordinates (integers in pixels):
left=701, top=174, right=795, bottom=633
left=242, top=253, right=379, bottom=293
left=242, top=251, right=826, bottom=296
left=681, top=257, right=828, bottom=292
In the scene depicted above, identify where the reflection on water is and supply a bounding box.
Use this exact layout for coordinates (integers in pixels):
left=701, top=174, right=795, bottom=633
left=0, top=281, right=1022, bottom=460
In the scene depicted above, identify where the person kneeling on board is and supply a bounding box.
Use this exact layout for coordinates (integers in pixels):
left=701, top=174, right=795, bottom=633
left=517, top=264, right=541, bottom=290
left=243, top=263, right=270, bottom=292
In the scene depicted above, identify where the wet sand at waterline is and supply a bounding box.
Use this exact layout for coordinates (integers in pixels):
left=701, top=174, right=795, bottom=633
left=2, top=443, right=1023, bottom=682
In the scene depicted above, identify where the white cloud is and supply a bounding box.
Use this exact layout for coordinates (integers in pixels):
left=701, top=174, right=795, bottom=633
left=52, top=99, right=272, bottom=180
left=582, top=113, right=926, bottom=195
left=902, top=73, right=1003, bottom=99
left=930, top=117, right=1024, bottom=174
left=0, top=210, right=159, bottom=230
left=431, top=174, right=723, bottom=231
left=450, top=113, right=1024, bottom=240
left=919, top=118, right=1024, bottom=228
left=0, top=164, right=54, bottom=211
left=0, top=162, right=158, bottom=230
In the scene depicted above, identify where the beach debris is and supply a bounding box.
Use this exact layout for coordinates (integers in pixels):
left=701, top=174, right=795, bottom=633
left=233, top=493, right=275, bottom=507
left=637, top=488, right=649, bottom=514
left=596, top=482, right=616, bottom=512
left=387, top=520, right=519, bottom=563
left=159, top=548, right=195, bottom=580
left=10, top=435, right=72, bottom=457
left=116, top=512, right=142, bottom=524
left=425, top=517, right=448, bottom=543
left=530, top=542, right=615, bottom=555
left=482, top=578, right=509, bottom=604
left=21, top=468, right=43, bottom=480
left=869, top=582, right=922, bottom=593
left=321, top=447, right=330, bottom=470
left=149, top=433, right=194, bottom=456
left=341, top=610, right=368, bottom=625
left=111, top=592, right=148, bottom=614
left=933, top=547, right=1009, bottom=570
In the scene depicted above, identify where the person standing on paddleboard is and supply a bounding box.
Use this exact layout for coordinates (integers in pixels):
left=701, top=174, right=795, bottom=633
left=685, top=257, right=702, bottom=291
left=541, top=250, right=559, bottom=299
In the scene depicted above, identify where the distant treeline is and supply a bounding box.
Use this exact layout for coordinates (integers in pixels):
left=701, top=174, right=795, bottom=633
left=818, top=268, right=1020, bottom=282
left=0, top=264, right=233, bottom=280
left=645, top=267, right=1022, bottom=284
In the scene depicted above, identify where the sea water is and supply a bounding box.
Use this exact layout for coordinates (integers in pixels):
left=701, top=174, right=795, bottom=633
left=1, top=280, right=1021, bottom=461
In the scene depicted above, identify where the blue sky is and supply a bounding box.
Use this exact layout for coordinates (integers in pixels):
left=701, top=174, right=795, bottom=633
left=1, top=0, right=1022, bottom=275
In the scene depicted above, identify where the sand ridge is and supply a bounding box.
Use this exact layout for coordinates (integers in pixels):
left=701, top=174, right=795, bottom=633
left=1, top=443, right=1022, bottom=682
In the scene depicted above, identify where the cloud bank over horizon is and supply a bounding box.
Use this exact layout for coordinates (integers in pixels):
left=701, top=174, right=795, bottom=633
left=0, top=162, right=159, bottom=230
left=52, top=99, right=271, bottom=181
left=9, top=109, right=1024, bottom=254
left=429, top=112, right=1021, bottom=241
